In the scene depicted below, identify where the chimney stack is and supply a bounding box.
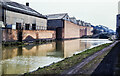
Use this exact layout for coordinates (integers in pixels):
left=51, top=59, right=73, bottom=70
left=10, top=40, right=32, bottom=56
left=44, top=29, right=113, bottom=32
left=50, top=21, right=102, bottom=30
left=26, top=2, right=29, bottom=7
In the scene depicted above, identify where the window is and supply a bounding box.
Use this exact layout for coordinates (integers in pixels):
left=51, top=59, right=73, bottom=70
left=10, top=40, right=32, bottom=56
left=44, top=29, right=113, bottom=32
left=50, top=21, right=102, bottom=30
left=16, top=23, right=21, bottom=30
left=32, top=24, right=36, bottom=30
left=25, top=24, right=30, bottom=30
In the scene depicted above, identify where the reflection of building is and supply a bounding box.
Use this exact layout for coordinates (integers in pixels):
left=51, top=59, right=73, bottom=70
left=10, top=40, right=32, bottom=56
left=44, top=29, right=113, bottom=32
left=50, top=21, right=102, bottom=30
left=2, top=39, right=92, bottom=59
left=1, top=42, right=56, bottom=75
left=79, top=40, right=91, bottom=51
left=1, top=39, right=95, bottom=75
left=2, top=47, right=18, bottom=60
left=55, top=39, right=91, bottom=58
left=22, top=43, right=56, bottom=56
left=63, top=40, right=80, bottom=58
left=2, top=42, right=56, bottom=60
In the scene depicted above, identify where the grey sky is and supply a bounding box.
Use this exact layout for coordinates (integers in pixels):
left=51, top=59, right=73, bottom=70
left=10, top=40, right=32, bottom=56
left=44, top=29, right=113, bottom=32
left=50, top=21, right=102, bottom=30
left=11, top=0, right=119, bottom=31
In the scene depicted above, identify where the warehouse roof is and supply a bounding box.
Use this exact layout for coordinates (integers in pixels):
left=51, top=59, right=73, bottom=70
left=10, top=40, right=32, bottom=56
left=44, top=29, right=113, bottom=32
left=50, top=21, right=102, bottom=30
left=70, top=17, right=77, bottom=24
left=46, top=13, right=68, bottom=20
left=0, top=0, right=46, bottom=19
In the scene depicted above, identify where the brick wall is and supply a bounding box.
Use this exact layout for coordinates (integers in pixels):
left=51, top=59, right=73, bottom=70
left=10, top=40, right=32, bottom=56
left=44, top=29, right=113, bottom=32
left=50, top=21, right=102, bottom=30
left=80, top=26, right=86, bottom=37
left=2, top=29, right=56, bottom=42
left=2, top=29, right=18, bottom=41
left=22, top=30, right=56, bottom=41
left=64, top=20, right=80, bottom=39
left=86, top=27, right=93, bottom=36
left=63, top=20, right=93, bottom=39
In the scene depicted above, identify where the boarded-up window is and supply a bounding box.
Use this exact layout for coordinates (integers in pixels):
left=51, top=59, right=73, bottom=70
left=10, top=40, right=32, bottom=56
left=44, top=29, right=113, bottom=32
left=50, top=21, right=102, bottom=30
left=32, top=24, right=36, bottom=30
left=25, top=24, right=30, bottom=30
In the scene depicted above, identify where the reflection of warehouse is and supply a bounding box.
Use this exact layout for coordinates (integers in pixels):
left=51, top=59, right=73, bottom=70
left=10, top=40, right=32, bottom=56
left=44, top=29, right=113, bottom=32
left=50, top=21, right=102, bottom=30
left=46, top=13, right=93, bottom=40
left=0, top=0, right=55, bottom=42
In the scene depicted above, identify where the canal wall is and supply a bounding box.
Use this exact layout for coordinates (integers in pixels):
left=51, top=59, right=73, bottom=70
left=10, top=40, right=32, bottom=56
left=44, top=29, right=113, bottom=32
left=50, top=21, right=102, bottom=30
left=2, top=29, right=56, bottom=42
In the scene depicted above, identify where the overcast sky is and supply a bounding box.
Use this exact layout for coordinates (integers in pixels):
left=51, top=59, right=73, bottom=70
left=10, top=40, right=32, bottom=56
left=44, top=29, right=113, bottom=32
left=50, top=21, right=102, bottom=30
left=11, top=0, right=120, bottom=31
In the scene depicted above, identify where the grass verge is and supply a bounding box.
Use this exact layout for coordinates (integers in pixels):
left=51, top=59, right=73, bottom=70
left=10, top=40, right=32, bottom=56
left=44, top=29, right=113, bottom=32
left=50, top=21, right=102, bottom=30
left=2, top=40, right=55, bottom=47
left=24, top=43, right=112, bottom=75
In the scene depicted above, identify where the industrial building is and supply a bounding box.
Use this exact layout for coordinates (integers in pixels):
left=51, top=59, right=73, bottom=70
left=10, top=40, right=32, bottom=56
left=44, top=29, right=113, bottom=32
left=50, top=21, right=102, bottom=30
left=0, top=0, right=55, bottom=42
left=0, top=0, right=93, bottom=42
left=46, top=13, right=93, bottom=40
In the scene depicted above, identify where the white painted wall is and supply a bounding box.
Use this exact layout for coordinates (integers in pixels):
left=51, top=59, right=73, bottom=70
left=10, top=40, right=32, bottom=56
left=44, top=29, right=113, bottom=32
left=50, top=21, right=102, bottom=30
left=6, top=10, right=47, bottom=30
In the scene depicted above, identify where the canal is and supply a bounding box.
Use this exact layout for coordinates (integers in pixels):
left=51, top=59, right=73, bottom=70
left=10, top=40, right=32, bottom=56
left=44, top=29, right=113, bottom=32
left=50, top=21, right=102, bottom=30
left=0, top=39, right=112, bottom=75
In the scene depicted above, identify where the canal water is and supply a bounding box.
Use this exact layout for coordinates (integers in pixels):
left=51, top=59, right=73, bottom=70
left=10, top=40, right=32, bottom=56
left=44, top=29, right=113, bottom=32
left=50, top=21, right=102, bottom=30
left=0, top=39, right=112, bottom=75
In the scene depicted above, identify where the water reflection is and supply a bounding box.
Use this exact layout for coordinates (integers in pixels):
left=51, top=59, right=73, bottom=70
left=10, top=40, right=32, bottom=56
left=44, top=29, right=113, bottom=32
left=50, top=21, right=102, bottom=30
left=0, top=39, right=111, bottom=74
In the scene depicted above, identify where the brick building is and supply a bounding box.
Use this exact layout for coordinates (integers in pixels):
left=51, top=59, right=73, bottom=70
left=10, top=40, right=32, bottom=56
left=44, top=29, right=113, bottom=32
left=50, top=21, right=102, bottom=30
left=0, top=0, right=55, bottom=42
left=46, top=13, right=93, bottom=40
left=0, top=0, right=93, bottom=42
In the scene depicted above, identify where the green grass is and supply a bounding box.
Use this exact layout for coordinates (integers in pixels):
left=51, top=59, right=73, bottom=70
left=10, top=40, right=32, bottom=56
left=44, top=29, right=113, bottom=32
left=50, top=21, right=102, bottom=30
left=24, top=43, right=112, bottom=75
left=2, top=41, right=25, bottom=47
left=2, top=40, right=55, bottom=47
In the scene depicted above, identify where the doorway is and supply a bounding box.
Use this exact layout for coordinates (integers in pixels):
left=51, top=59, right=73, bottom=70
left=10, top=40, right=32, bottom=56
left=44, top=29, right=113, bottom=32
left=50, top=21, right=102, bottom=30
left=56, top=27, right=63, bottom=40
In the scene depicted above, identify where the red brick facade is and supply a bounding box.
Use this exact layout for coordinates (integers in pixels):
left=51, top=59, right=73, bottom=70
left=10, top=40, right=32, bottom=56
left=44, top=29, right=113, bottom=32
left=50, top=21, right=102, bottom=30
left=62, top=20, right=93, bottom=39
left=64, top=20, right=80, bottom=39
left=2, top=29, right=56, bottom=42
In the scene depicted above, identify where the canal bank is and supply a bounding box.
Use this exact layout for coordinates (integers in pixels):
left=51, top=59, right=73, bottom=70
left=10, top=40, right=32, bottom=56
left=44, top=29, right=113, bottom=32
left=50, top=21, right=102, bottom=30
left=62, top=41, right=118, bottom=75
left=23, top=40, right=115, bottom=75
left=2, top=39, right=55, bottom=47
left=0, top=39, right=111, bottom=75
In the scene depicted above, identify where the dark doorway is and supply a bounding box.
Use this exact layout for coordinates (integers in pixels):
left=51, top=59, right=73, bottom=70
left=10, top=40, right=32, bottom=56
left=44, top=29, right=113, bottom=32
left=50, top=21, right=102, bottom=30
left=56, top=27, right=63, bottom=40
left=85, top=28, right=87, bottom=35
left=16, top=23, right=22, bottom=42
left=25, top=24, right=30, bottom=30
left=32, top=24, right=36, bottom=30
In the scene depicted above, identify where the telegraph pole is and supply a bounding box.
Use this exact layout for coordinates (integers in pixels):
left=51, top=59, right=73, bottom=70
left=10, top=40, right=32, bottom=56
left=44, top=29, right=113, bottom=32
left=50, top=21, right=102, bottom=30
left=116, top=1, right=120, bottom=39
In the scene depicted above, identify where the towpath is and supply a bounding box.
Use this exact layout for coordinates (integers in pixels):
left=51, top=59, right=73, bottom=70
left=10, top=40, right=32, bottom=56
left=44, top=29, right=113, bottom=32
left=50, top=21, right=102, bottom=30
left=61, top=41, right=119, bottom=76
left=92, top=41, right=120, bottom=76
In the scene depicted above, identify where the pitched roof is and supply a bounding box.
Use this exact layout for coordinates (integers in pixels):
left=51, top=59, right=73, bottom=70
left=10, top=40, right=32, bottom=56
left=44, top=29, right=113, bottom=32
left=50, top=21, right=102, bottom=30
left=77, top=20, right=81, bottom=25
left=46, top=13, right=68, bottom=20
left=0, top=0, right=46, bottom=19
left=70, top=17, right=76, bottom=19
left=70, top=17, right=77, bottom=24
